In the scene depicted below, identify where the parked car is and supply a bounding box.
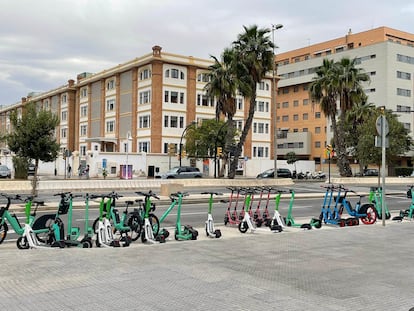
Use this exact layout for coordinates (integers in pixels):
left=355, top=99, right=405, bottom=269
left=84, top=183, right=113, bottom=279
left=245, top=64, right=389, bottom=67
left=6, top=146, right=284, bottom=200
left=0, top=165, right=11, bottom=178
left=155, top=166, right=202, bottom=179
left=256, top=168, right=292, bottom=179
left=363, top=169, right=379, bottom=176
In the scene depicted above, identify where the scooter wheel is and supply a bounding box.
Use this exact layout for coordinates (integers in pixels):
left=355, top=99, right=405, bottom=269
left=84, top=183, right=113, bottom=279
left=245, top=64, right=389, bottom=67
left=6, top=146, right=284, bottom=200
left=338, top=219, right=346, bottom=227
left=214, top=229, right=221, bottom=238
left=238, top=221, right=248, bottom=233
left=81, top=238, right=93, bottom=248
left=255, top=219, right=263, bottom=228
left=16, top=236, right=29, bottom=249
left=312, top=218, right=322, bottom=229
left=300, top=224, right=312, bottom=230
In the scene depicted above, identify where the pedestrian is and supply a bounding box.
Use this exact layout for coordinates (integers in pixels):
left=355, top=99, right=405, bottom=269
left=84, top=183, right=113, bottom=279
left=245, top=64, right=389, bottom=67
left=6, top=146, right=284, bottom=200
left=78, top=165, right=82, bottom=177
left=85, top=164, right=90, bottom=179
left=67, top=164, right=72, bottom=178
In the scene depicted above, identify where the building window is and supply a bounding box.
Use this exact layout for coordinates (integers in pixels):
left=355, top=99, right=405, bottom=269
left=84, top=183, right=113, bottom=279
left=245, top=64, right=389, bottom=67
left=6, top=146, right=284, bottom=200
left=80, top=145, right=86, bottom=156
left=282, top=115, right=289, bottom=122
left=61, top=110, right=67, bottom=121
left=106, top=79, right=115, bottom=90
left=293, top=114, right=299, bottom=121
left=282, top=102, right=289, bottom=108
left=293, top=100, right=299, bottom=107
left=197, top=73, right=210, bottom=82
left=81, top=87, right=87, bottom=98
left=61, top=94, right=67, bottom=103
left=80, top=124, right=87, bottom=136
left=303, top=99, right=309, bottom=105
left=315, top=141, right=321, bottom=148
left=106, top=98, right=115, bottom=111
left=171, top=91, right=178, bottom=103
left=315, top=127, right=321, bottom=133
left=315, top=112, right=321, bottom=119
left=106, top=120, right=115, bottom=133
left=80, top=105, right=88, bottom=117
left=139, top=69, right=151, bottom=80
left=258, top=81, right=269, bottom=91
left=397, top=88, right=411, bottom=97
left=138, top=141, right=150, bottom=153
left=197, top=94, right=214, bottom=107
left=166, top=68, right=185, bottom=80
left=397, top=71, right=411, bottom=80
left=303, top=113, right=308, bottom=120
left=237, top=97, right=243, bottom=110
left=139, top=115, right=151, bottom=128
left=397, top=105, right=412, bottom=113
left=61, top=128, right=67, bottom=138
left=139, top=90, right=151, bottom=104
left=170, top=116, right=178, bottom=128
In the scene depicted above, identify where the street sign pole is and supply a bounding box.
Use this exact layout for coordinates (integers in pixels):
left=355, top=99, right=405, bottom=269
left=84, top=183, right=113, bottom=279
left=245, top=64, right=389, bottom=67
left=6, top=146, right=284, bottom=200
left=381, top=115, right=386, bottom=226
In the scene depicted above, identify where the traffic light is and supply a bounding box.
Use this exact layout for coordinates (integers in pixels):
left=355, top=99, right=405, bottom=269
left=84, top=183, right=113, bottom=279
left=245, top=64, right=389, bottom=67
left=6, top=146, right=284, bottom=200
left=168, top=143, right=176, bottom=156
left=217, top=147, right=223, bottom=157
left=181, top=150, right=187, bottom=158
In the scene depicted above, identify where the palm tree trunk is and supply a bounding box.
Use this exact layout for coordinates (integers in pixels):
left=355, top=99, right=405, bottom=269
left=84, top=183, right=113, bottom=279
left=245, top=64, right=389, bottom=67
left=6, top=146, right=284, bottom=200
left=228, top=95, right=256, bottom=178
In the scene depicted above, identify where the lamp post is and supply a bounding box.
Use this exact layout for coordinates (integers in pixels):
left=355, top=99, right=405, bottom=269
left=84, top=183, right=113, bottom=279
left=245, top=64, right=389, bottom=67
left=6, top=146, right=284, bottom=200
left=125, top=131, right=132, bottom=179
left=272, top=23, right=283, bottom=179
left=179, top=121, right=196, bottom=167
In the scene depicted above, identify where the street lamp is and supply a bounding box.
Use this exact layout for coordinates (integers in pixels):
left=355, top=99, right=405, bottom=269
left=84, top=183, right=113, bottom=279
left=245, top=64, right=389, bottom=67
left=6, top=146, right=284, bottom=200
left=272, top=23, right=283, bottom=179
left=179, top=120, right=196, bottom=167
left=125, top=131, right=132, bottom=179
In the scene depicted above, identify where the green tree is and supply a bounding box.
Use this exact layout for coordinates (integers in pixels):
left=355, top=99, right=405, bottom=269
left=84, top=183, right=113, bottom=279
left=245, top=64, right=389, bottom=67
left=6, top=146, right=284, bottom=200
left=344, top=108, right=412, bottom=182
left=309, top=57, right=369, bottom=176
left=286, top=151, right=298, bottom=176
left=228, top=25, right=274, bottom=178
left=7, top=103, right=60, bottom=194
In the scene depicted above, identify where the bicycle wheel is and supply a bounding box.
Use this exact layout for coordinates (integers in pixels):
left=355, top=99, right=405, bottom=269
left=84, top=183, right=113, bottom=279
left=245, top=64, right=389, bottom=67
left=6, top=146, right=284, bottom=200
left=0, top=222, right=8, bottom=244
left=149, top=213, right=160, bottom=236
left=127, top=215, right=142, bottom=241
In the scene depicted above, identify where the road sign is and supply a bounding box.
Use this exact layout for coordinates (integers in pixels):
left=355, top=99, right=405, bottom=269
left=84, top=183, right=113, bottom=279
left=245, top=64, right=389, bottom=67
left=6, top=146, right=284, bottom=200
left=375, top=115, right=389, bottom=136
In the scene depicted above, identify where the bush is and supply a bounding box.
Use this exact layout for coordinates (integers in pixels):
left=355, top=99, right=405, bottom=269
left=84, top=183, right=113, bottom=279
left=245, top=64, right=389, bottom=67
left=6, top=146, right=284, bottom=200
left=12, top=157, right=30, bottom=179
left=394, top=167, right=412, bottom=177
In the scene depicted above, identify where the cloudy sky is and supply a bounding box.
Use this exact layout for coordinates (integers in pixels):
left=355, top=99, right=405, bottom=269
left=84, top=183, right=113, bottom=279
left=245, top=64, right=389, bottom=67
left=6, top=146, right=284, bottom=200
left=1, top=0, right=414, bottom=106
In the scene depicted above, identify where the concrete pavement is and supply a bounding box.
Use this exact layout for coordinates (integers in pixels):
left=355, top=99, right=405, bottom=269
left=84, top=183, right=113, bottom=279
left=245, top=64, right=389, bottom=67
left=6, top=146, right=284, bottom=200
left=0, top=219, right=413, bottom=310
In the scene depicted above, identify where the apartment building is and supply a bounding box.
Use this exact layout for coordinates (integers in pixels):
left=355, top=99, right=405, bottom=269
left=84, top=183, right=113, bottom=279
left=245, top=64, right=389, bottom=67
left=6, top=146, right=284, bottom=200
left=276, top=26, right=414, bottom=168
left=0, top=46, right=275, bottom=177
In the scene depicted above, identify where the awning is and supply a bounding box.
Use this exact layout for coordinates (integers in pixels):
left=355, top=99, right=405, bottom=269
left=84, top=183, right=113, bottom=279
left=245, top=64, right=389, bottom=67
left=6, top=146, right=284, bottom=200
left=84, top=137, right=117, bottom=144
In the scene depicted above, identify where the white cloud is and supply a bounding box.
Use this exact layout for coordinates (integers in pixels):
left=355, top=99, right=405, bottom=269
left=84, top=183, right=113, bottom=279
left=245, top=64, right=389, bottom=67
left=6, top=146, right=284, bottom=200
left=1, top=0, right=414, bottom=105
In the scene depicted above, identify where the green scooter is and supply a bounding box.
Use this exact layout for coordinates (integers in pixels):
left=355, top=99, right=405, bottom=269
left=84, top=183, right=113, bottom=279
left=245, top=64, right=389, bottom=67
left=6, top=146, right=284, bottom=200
left=284, top=189, right=322, bottom=229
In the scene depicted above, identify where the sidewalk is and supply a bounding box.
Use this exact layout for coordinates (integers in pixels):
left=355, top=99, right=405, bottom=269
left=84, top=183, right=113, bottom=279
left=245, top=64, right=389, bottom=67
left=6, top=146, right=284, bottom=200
left=0, top=219, right=413, bottom=310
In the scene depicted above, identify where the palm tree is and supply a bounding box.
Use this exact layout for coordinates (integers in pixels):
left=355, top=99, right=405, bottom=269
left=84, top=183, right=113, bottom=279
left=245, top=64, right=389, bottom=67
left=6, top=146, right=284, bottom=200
left=205, top=48, right=238, bottom=122
left=205, top=48, right=238, bottom=176
left=310, top=57, right=369, bottom=176
left=227, top=25, right=274, bottom=178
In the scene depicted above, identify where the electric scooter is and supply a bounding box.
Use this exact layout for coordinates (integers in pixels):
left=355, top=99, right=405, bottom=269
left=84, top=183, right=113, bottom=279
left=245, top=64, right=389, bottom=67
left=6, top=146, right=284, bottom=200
left=93, top=193, right=115, bottom=248
left=238, top=188, right=256, bottom=233
left=202, top=191, right=222, bottom=238
left=223, top=187, right=241, bottom=226
left=14, top=194, right=64, bottom=249
left=266, top=188, right=285, bottom=232
left=284, top=189, right=322, bottom=229
left=392, top=185, right=414, bottom=221
left=135, top=190, right=164, bottom=244
left=0, top=194, right=50, bottom=245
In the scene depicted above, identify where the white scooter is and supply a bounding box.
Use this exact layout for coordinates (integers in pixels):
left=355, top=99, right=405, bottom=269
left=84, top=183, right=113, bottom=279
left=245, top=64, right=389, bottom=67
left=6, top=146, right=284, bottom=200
left=238, top=188, right=256, bottom=234
left=203, top=192, right=222, bottom=238
left=266, top=189, right=285, bottom=233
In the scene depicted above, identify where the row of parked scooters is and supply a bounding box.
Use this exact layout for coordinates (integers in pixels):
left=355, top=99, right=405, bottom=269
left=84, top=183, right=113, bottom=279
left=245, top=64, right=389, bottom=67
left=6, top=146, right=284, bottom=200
left=222, top=184, right=414, bottom=234
left=1, top=184, right=412, bottom=249
left=0, top=190, right=211, bottom=249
